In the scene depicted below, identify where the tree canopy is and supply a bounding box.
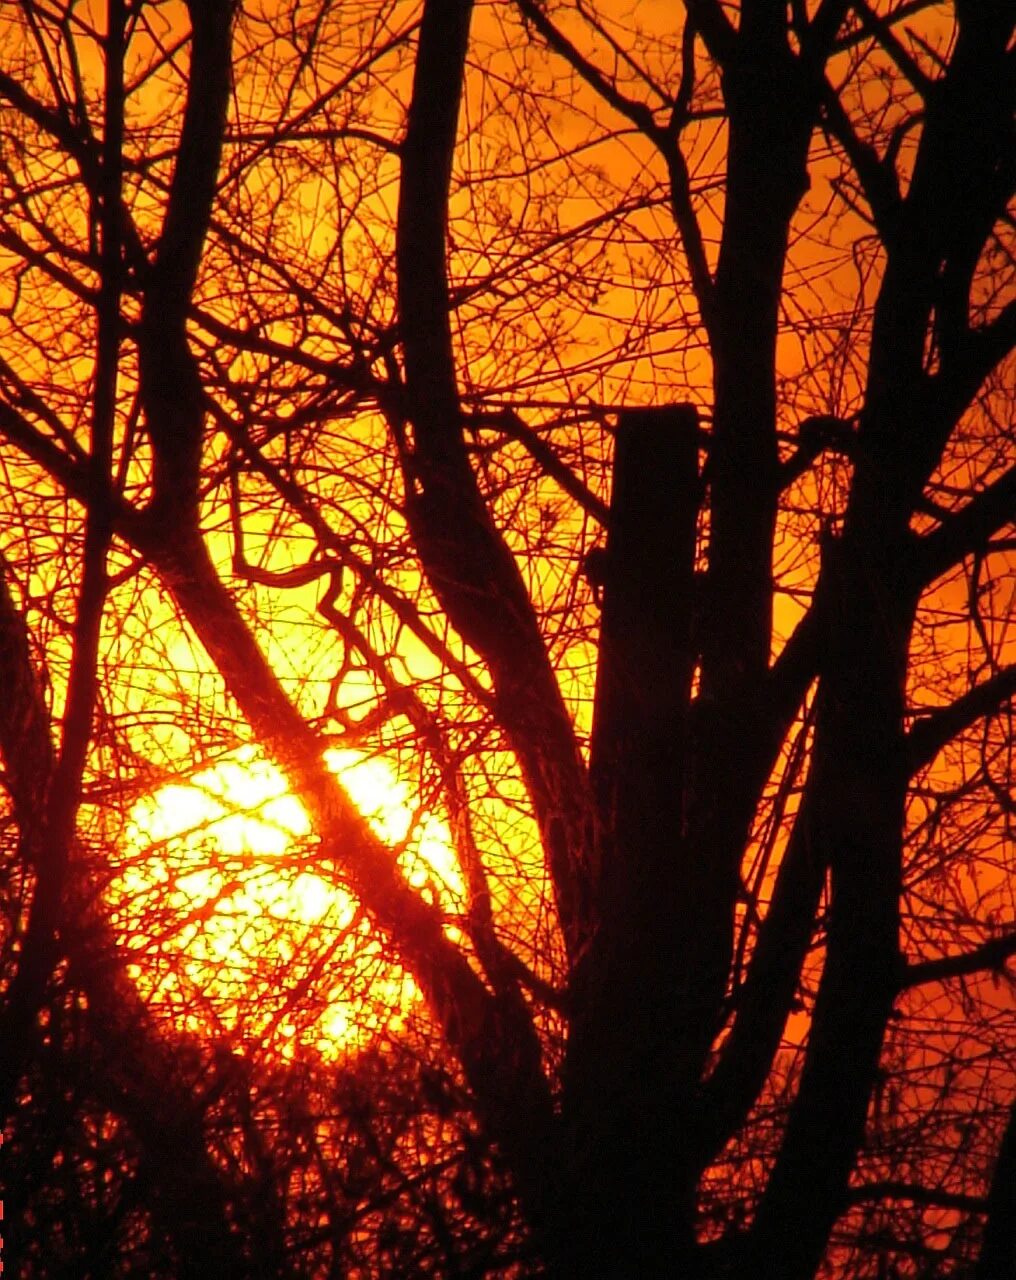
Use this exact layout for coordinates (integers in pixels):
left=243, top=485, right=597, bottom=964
left=1, top=1, right=1014, bottom=1276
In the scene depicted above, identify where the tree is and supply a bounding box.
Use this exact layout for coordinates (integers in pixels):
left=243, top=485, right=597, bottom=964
left=1, top=0, right=1014, bottom=1276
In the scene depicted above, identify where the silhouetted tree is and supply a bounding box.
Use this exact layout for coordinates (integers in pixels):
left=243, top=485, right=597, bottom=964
left=1, top=1, right=1013, bottom=1276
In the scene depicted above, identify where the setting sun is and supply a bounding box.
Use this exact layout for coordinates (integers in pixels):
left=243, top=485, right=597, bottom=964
left=110, top=746, right=464, bottom=1058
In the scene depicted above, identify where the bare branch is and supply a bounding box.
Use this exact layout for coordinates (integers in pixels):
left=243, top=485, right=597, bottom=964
left=906, top=665, right=1016, bottom=773
left=779, top=414, right=857, bottom=487
left=916, top=463, right=1016, bottom=586
left=513, top=0, right=717, bottom=331
left=819, top=79, right=904, bottom=241
left=465, top=409, right=609, bottom=526
left=846, top=1181, right=986, bottom=1214
left=140, top=0, right=235, bottom=516
left=852, top=0, right=936, bottom=97
left=396, top=0, right=593, bottom=963
left=900, top=932, right=1016, bottom=990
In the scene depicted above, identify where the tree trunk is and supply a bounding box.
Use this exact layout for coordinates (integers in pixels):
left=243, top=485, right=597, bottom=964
left=975, top=1099, right=1016, bottom=1280
left=560, top=407, right=702, bottom=1277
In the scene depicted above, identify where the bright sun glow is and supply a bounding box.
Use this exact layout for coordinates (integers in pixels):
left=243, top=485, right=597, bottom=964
left=110, top=747, right=464, bottom=1059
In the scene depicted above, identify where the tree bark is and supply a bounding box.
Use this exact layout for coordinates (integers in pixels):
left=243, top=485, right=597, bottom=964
left=395, top=0, right=594, bottom=967
left=560, top=407, right=702, bottom=1275
left=976, top=1099, right=1016, bottom=1280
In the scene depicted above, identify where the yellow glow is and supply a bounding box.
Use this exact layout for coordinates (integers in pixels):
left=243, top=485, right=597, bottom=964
left=110, top=746, right=464, bottom=1058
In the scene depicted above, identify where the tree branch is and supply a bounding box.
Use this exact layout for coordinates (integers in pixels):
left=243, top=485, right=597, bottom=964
left=900, top=932, right=1016, bottom=990
left=779, top=414, right=857, bottom=487
left=140, top=521, right=560, bottom=1235
left=0, top=555, right=250, bottom=1273
left=906, top=665, right=1016, bottom=773
left=214, top=410, right=494, bottom=711
left=851, top=0, right=936, bottom=97
left=683, top=0, right=738, bottom=64
left=140, top=0, right=234, bottom=516
left=916, top=464, right=1016, bottom=586
left=698, top=775, right=825, bottom=1165
left=514, top=0, right=660, bottom=137
left=846, top=1180, right=986, bottom=1214
left=0, top=0, right=129, bottom=1116
left=513, top=0, right=716, bottom=331
left=466, top=409, right=608, bottom=526
left=819, top=78, right=903, bottom=241
left=396, top=0, right=593, bottom=963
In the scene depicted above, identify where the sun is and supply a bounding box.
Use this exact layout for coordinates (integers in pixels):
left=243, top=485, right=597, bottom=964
left=108, top=745, right=464, bottom=1059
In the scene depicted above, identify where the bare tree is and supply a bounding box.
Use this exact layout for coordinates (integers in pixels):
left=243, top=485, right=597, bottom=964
left=1, top=1, right=1014, bottom=1276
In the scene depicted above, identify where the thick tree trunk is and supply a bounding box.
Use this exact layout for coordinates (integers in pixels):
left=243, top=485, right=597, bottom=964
left=976, top=1099, right=1016, bottom=1280
left=558, top=407, right=702, bottom=1276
